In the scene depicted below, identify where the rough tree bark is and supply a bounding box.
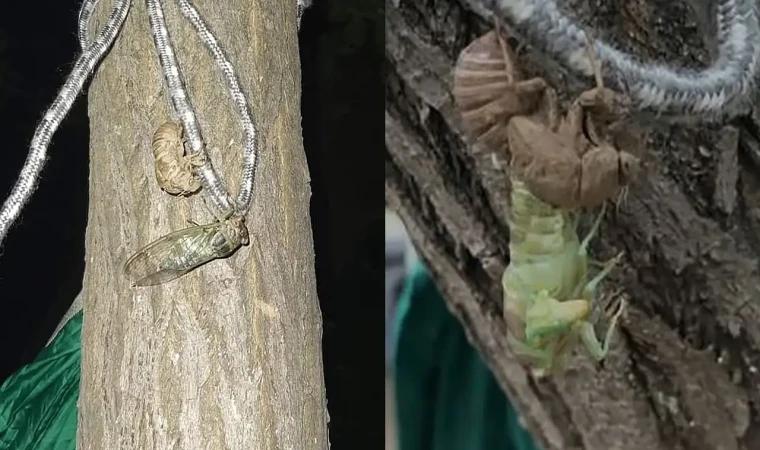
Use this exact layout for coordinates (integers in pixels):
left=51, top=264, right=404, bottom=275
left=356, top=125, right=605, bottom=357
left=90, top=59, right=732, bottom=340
left=78, top=1, right=329, bottom=449
left=386, top=1, right=760, bottom=449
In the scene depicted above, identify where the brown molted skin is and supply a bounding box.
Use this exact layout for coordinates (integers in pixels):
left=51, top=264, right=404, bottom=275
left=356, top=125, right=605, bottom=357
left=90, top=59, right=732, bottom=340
left=152, top=121, right=203, bottom=196
left=453, top=29, right=644, bottom=210
left=453, top=30, right=546, bottom=154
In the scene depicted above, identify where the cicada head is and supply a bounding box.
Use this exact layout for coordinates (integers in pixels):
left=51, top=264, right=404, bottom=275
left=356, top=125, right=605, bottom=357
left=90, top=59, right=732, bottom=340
left=223, top=216, right=249, bottom=246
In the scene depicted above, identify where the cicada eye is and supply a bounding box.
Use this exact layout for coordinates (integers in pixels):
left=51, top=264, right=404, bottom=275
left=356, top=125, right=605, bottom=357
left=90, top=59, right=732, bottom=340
left=239, top=225, right=250, bottom=245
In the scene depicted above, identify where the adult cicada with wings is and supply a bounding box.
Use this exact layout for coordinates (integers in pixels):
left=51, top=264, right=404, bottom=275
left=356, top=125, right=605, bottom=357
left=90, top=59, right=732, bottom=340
left=124, top=215, right=249, bottom=287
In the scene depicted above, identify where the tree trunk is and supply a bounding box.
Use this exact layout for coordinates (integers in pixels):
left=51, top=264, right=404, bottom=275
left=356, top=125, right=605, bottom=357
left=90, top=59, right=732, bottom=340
left=386, top=1, right=760, bottom=449
left=78, top=1, right=328, bottom=449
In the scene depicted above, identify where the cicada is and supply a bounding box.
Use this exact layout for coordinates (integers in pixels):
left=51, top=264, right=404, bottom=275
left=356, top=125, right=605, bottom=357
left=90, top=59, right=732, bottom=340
left=453, top=27, right=635, bottom=375
left=501, top=179, right=626, bottom=374
left=124, top=216, right=249, bottom=286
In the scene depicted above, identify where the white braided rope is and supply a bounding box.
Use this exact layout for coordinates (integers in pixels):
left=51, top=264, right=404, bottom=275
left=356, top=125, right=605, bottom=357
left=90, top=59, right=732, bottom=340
left=146, top=0, right=235, bottom=214
left=0, top=0, right=131, bottom=245
left=482, top=0, right=760, bottom=121
left=0, top=0, right=310, bottom=249
left=175, top=0, right=259, bottom=213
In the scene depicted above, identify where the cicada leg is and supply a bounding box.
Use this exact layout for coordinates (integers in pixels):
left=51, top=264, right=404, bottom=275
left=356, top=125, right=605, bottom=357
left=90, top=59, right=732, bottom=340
left=576, top=251, right=623, bottom=300
left=579, top=201, right=606, bottom=255
left=493, top=18, right=519, bottom=84
left=579, top=296, right=626, bottom=361
left=569, top=202, right=609, bottom=299
left=509, top=327, right=577, bottom=374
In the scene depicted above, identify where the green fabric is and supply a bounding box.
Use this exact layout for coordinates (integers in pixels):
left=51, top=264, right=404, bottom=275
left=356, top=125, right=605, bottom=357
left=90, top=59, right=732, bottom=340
left=0, top=311, right=81, bottom=450
left=392, top=261, right=539, bottom=450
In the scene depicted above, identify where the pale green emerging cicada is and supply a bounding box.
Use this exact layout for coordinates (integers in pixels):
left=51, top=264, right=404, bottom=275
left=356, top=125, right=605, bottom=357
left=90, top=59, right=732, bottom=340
left=453, top=27, right=635, bottom=374
left=501, top=180, right=625, bottom=374
left=124, top=216, right=249, bottom=287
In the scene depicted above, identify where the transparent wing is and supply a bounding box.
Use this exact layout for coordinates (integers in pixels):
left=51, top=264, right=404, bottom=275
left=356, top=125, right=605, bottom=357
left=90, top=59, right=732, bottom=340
left=124, top=224, right=219, bottom=287
left=124, top=252, right=194, bottom=286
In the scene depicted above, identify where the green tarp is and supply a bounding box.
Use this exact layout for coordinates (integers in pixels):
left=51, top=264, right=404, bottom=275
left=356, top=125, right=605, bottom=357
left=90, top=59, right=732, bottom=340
left=0, top=311, right=80, bottom=450
left=392, top=261, right=539, bottom=450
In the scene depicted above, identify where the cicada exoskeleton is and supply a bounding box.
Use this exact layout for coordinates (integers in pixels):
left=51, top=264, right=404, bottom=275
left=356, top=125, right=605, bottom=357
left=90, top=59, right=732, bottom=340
left=151, top=121, right=205, bottom=196
left=124, top=215, right=249, bottom=286
left=453, top=29, right=546, bottom=154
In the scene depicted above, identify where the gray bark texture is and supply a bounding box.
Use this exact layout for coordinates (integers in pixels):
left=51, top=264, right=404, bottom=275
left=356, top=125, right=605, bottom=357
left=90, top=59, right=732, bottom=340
left=386, top=1, right=760, bottom=449
left=79, top=1, right=329, bottom=449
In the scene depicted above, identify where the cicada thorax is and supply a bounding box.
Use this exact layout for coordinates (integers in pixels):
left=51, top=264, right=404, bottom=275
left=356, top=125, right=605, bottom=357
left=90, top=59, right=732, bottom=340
left=124, top=215, right=249, bottom=287
left=152, top=121, right=204, bottom=196
left=453, top=30, right=544, bottom=152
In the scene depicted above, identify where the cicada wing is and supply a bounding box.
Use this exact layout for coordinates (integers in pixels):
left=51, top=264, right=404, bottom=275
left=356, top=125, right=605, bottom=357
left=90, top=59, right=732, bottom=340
left=503, top=291, right=526, bottom=341
left=126, top=252, right=194, bottom=286
left=123, top=224, right=214, bottom=287
left=132, top=268, right=193, bottom=287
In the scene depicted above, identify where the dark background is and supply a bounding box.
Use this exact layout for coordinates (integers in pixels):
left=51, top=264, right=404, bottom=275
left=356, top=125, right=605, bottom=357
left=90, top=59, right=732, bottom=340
left=0, top=1, right=383, bottom=448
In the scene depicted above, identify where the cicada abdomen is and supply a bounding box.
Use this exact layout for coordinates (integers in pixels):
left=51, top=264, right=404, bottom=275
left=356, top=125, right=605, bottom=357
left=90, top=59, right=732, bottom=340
left=152, top=121, right=204, bottom=196
left=501, top=177, right=589, bottom=373
left=453, top=30, right=545, bottom=153
left=124, top=216, right=249, bottom=286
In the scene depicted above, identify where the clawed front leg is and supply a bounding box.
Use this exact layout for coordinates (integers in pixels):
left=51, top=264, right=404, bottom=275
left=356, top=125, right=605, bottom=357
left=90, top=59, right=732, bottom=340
left=577, top=30, right=608, bottom=112
left=559, top=93, right=589, bottom=149
left=579, top=295, right=626, bottom=361
left=559, top=31, right=610, bottom=147
left=514, top=77, right=548, bottom=95
left=494, top=19, right=520, bottom=84
left=579, top=201, right=607, bottom=254
left=576, top=251, right=623, bottom=300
